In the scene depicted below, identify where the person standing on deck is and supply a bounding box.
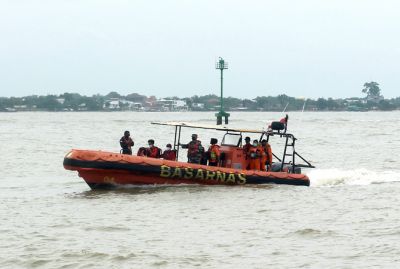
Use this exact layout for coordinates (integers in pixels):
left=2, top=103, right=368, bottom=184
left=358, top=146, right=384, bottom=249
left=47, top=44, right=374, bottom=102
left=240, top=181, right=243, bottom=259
left=120, top=130, right=134, bottom=155
left=242, top=136, right=252, bottom=170
left=180, top=134, right=204, bottom=164
left=207, top=138, right=221, bottom=166
left=260, top=139, right=273, bottom=171
left=200, top=143, right=208, bottom=165
left=249, top=139, right=262, bottom=171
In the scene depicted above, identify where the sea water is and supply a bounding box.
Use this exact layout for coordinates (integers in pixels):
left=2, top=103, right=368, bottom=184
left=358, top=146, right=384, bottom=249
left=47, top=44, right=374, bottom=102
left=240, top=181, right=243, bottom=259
left=1, top=111, right=399, bottom=268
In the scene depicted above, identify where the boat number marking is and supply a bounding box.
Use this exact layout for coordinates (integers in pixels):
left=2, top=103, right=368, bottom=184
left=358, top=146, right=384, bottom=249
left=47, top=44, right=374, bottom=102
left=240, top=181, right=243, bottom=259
left=103, top=176, right=115, bottom=184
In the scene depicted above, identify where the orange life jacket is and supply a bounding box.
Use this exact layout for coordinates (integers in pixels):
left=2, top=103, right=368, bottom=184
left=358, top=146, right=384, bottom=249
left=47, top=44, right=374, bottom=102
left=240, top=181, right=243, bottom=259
left=147, top=146, right=161, bottom=158
left=249, top=146, right=261, bottom=159
left=162, top=150, right=176, bottom=161
left=261, top=144, right=272, bottom=164
left=208, top=145, right=220, bottom=163
left=249, top=146, right=262, bottom=170
left=260, top=144, right=272, bottom=171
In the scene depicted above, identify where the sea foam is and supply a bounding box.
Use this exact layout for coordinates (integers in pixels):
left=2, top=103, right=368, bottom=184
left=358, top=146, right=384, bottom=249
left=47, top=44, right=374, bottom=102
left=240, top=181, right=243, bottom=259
left=307, top=168, right=400, bottom=187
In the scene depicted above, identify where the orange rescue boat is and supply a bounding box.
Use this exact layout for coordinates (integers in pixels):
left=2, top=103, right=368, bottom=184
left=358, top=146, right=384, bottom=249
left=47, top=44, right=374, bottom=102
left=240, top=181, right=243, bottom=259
left=64, top=120, right=314, bottom=189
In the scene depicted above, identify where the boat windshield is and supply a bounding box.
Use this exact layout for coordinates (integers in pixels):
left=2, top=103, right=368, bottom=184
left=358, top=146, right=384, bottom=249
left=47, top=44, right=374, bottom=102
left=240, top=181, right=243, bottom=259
left=221, top=133, right=242, bottom=147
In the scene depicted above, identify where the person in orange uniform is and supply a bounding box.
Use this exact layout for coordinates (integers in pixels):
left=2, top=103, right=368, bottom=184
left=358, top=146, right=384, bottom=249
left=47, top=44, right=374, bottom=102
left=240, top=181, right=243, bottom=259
left=207, top=138, right=220, bottom=166
left=242, top=136, right=252, bottom=170
left=260, top=139, right=273, bottom=171
left=161, top=144, right=176, bottom=161
left=147, top=139, right=161, bottom=158
left=249, top=140, right=262, bottom=171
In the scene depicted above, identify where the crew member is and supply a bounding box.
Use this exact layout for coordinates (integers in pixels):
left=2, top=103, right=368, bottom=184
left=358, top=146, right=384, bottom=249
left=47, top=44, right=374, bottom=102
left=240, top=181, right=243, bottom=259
left=120, top=130, right=134, bottom=155
left=260, top=139, right=273, bottom=171
left=207, top=138, right=220, bottom=166
left=268, top=114, right=289, bottom=132
left=147, top=139, right=161, bottom=158
left=137, top=147, right=147, bottom=157
left=200, top=144, right=208, bottom=165
left=181, top=134, right=204, bottom=164
left=280, top=114, right=289, bottom=127
left=249, top=139, right=262, bottom=171
left=161, top=143, right=176, bottom=161
left=242, top=136, right=252, bottom=169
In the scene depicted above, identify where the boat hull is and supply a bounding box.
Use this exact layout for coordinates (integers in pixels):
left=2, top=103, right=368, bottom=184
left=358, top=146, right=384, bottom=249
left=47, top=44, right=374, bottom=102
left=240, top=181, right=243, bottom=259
left=64, top=150, right=310, bottom=188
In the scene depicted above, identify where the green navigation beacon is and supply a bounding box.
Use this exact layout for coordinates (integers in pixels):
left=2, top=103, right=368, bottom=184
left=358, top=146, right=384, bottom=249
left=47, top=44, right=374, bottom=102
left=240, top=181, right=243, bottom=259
left=215, top=57, right=230, bottom=125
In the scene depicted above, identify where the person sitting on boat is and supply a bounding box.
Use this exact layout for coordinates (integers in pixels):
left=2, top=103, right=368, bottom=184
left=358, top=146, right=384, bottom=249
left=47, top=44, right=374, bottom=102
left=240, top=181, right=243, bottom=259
left=260, top=139, right=273, bottom=171
left=249, top=139, right=262, bottom=171
left=180, top=134, right=204, bottom=164
left=120, top=130, right=134, bottom=155
left=207, top=138, right=220, bottom=166
left=242, top=136, right=252, bottom=169
left=161, top=143, right=176, bottom=161
left=137, top=147, right=147, bottom=157
left=268, top=114, right=289, bottom=133
left=147, top=139, right=161, bottom=158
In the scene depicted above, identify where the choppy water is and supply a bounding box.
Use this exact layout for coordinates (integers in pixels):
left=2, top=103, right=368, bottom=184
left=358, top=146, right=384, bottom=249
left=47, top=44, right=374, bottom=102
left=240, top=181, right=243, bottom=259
left=1, top=111, right=400, bottom=268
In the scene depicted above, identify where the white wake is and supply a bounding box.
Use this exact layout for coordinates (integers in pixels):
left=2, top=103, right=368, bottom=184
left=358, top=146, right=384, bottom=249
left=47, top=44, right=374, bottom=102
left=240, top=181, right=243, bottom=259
left=307, top=168, right=400, bottom=187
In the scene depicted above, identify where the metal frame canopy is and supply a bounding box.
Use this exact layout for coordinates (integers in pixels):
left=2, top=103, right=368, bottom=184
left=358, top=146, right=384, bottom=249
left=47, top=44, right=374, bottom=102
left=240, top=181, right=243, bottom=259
left=151, top=121, right=262, bottom=161
left=151, top=121, right=263, bottom=134
left=151, top=121, right=314, bottom=172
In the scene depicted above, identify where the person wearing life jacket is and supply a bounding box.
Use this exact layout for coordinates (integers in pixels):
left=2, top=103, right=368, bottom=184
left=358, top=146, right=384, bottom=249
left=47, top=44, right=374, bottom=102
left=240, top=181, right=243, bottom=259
left=120, top=130, right=134, bottom=155
left=137, top=147, right=147, bottom=157
left=260, top=139, right=273, bottom=171
left=242, top=136, right=252, bottom=169
left=180, top=134, right=204, bottom=164
left=146, top=139, right=161, bottom=158
left=200, top=144, right=208, bottom=165
left=280, top=114, right=288, bottom=125
left=161, top=143, right=176, bottom=161
left=207, top=138, right=220, bottom=166
left=268, top=114, right=289, bottom=133
left=249, top=139, right=262, bottom=171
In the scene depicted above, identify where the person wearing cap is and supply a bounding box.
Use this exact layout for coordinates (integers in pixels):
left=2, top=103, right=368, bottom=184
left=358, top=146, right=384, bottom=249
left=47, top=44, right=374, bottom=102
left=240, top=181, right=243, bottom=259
left=146, top=139, right=161, bottom=158
left=180, top=134, right=204, bottom=164
left=207, top=138, right=220, bottom=166
left=161, top=143, right=176, bottom=161
left=120, top=130, right=134, bottom=155
left=242, top=136, right=252, bottom=169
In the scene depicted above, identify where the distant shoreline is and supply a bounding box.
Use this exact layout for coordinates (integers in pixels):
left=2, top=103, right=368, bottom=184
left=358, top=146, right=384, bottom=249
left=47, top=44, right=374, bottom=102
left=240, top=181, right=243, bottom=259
left=1, top=109, right=399, bottom=113
left=1, top=92, right=399, bottom=112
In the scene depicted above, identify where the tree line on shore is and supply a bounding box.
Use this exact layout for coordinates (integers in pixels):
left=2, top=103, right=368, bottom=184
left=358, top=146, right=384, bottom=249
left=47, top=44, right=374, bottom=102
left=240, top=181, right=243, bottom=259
left=1, top=82, right=399, bottom=112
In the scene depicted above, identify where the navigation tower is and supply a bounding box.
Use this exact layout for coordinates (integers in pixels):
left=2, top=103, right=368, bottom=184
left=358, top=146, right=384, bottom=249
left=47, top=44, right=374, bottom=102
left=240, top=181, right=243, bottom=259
left=215, top=57, right=230, bottom=125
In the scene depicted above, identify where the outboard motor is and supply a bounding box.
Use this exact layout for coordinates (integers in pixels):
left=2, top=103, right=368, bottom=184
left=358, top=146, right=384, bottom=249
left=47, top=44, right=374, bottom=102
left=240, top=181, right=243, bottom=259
left=271, top=162, right=301, bottom=174
left=271, top=162, right=282, bottom=172
left=288, top=166, right=301, bottom=174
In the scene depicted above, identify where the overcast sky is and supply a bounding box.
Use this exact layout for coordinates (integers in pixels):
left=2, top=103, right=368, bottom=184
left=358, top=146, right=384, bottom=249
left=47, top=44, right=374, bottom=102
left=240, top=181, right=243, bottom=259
left=0, top=0, right=399, bottom=98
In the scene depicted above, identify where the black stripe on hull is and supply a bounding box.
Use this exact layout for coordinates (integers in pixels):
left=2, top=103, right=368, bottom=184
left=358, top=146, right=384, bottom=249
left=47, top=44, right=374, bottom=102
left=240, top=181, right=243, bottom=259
left=64, top=158, right=309, bottom=187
